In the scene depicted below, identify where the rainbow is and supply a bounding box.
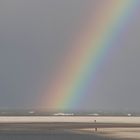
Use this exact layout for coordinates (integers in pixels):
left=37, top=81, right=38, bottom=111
left=40, top=0, right=139, bottom=111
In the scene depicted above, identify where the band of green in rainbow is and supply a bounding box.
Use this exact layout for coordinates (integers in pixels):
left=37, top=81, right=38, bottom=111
left=41, top=0, right=139, bottom=111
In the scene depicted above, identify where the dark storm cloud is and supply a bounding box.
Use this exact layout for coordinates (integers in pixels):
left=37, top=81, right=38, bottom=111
left=0, top=0, right=92, bottom=109
left=0, top=0, right=140, bottom=112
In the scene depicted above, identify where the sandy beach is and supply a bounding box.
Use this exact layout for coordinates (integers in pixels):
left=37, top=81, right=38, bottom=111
left=0, top=116, right=140, bottom=139
left=0, top=116, right=140, bottom=123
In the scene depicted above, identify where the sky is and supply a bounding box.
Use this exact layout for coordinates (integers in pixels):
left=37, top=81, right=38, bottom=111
left=0, top=0, right=140, bottom=112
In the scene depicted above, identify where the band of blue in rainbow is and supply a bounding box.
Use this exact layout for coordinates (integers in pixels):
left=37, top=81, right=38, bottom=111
left=40, top=0, right=139, bottom=111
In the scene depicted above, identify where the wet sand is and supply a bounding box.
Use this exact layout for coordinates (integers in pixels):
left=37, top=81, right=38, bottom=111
left=0, top=132, right=116, bottom=140
left=0, top=116, right=140, bottom=140
left=76, top=127, right=140, bottom=140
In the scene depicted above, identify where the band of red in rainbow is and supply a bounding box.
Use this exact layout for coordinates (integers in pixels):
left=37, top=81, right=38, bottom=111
left=40, top=0, right=139, bottom=111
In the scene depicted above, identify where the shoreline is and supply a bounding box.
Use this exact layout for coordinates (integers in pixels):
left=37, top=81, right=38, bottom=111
left=0, top=116, right=140, bottom=139
left=75, top=127, right=140, bottom=140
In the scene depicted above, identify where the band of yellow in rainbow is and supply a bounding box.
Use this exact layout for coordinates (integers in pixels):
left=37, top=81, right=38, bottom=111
left=40, top=0, right=139, bottom=111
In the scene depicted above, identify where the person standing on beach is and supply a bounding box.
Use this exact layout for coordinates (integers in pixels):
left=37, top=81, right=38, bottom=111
left=94, top=120, right=97, bottom=132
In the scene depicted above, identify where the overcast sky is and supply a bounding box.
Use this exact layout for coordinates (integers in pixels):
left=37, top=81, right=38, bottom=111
left=0, top=0, right=140, bottom=112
